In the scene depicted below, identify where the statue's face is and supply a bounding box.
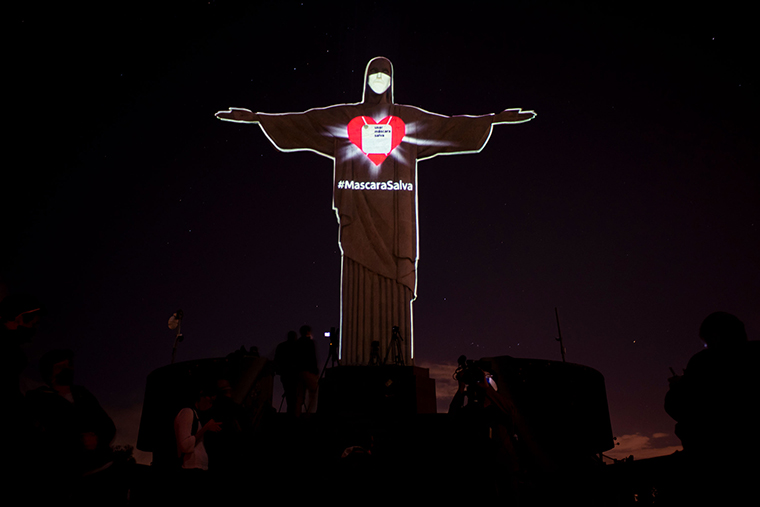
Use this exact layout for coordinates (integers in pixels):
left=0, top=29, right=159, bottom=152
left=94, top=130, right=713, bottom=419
left=368, top=72, right=391, bottom=95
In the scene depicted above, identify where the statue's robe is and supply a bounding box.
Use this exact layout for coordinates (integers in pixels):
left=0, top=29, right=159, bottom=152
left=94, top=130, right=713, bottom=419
left=256, top=57, right=499, bottom=365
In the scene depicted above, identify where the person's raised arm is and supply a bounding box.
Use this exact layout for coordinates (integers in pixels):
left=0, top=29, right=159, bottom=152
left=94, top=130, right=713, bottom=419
left=175, top=409, right=222, bottom=455
left=215, top=107, right=260, bottom=123
left=193, top=419, right=223, bottom=443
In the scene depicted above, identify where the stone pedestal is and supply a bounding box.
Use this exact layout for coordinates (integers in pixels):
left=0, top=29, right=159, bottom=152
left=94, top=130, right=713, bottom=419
left=318, top=365, right=436, bottom=416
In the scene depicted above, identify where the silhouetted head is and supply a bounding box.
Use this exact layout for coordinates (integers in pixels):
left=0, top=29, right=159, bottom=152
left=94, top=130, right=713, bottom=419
left=39, top=348, right=74, bottom=386
left=194, top=379, right=219, bottom=411
left=699, top=312, right=747, bottom=348
left=216, top=378, right=232, bottom=399
left=299, top=325, right=312, bottom=338
left=363, top=56, right=393, bottom=105
left=287, top=330, right=297, bottom=341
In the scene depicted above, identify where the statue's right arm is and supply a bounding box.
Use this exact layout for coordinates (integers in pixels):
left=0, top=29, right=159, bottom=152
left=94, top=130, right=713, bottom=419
left=215, top=107, right=260, bottom=123
left=216, top=106, right=335, bottom=156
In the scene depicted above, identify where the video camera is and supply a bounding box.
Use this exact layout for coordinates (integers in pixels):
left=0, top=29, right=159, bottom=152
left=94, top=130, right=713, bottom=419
left=453, top=355, right=495, bottom=389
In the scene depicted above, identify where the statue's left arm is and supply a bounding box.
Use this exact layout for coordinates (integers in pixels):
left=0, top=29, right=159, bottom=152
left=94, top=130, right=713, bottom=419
left=413, top=107, right=535, bottom=160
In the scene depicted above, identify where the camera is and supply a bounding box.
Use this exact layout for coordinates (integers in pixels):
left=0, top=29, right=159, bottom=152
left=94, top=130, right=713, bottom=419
left=453, top=355, right=496, bottom=390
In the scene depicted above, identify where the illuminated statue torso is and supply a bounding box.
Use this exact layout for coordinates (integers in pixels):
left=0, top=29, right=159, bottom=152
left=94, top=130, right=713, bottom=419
left=218, top=57, right=535, bottom=365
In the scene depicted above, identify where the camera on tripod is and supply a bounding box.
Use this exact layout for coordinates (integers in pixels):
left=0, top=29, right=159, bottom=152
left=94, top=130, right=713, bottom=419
left=453, top=355, right=496, bottom=390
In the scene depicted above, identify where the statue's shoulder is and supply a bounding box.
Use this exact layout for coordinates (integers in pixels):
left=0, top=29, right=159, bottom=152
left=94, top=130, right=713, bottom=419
left=394, top=103, right=445, bottom=120
left=299, top=101, right=364, bottom=120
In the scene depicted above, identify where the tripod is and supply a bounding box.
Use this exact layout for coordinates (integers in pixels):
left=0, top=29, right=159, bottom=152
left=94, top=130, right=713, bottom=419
left=320, top=327, right=340, bottom=380
left=383, top=325, right=406, bottom=366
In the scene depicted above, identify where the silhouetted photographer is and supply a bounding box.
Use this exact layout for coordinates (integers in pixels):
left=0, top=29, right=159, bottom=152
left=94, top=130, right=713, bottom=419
left=665, top=312, right=759, bottom=502
left=26, top=348, right=117, bottom=502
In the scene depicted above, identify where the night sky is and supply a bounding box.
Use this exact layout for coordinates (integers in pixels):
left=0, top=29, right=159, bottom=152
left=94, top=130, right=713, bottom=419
left=5, top=1, right=757, bottom=463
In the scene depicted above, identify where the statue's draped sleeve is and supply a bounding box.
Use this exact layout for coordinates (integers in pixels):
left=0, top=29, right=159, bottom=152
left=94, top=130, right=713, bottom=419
left=257, top=106, right=347, bottom=158
left=404, top=108, right=496, bottom=160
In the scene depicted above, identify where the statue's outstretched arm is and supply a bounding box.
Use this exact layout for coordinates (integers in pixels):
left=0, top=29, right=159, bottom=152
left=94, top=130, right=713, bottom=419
left=215, top=107, right=260, bottom=123
left=493, top=108, right=536, bottom=124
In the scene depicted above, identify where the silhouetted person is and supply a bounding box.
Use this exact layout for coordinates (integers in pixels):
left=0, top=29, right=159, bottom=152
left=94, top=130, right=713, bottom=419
left=448, top=366, right=519, bottom=501
left=339, top=430, right=376, bottom=498
left=175, top=382, right=222, bottom=471
left=173, top=381, right=222, bottom=502
left=274, top=330, right=298, bottom=415
left=295, top=325, right=319, bottom=416
left=3, top=295, right=44, bottom=499
left=665, top=312, right=759, bottom=503
left=448, top=358, right=553, bottom=502
left=26, top=348, right=116, bottom=502
left=0, top=293, right=43, bottom=401
left=203, top=378, right=243, bottom=472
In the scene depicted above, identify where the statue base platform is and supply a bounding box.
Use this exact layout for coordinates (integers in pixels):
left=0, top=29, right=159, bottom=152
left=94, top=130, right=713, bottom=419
left=318, top=365, right=436, bottom=416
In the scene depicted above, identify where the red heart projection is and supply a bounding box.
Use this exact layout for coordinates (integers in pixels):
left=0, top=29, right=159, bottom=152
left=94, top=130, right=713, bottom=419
left=347, top=116, right=406, bottom=165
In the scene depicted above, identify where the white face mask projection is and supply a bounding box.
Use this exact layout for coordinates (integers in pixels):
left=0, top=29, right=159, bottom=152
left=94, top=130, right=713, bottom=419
left=367, top=72, right=391, bottom=95
left=216, top=56, right=536, bottom=366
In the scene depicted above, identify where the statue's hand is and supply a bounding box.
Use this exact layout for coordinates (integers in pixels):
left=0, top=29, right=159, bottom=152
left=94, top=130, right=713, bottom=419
left=215, top=107, right=259, bottom=123
left=494, top=108, right=536, bottom=123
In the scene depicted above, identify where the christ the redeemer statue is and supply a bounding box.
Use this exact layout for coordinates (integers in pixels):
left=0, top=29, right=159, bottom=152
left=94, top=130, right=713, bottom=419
left=216, top=57, right=535, bottom=366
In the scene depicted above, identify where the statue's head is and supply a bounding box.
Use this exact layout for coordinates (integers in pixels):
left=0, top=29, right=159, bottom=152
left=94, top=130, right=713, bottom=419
left=363, top=57, right=393, bottom=104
